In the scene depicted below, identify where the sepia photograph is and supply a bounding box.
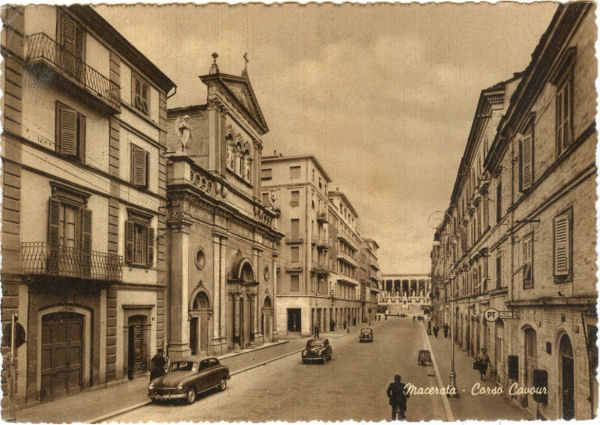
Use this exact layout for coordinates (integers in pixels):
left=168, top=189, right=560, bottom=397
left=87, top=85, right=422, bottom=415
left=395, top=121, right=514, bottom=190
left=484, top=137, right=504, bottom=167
left=0, top=1, right=598, bottom=423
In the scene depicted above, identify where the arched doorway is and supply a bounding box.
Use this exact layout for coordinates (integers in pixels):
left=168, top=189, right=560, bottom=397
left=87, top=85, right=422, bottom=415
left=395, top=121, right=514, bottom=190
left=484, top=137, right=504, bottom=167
left=559, top=334, right=575, bottom=420
left=127, top=315, right=148, bottom=380
left=523, top=327, right=536, bottom=407
left=190, top=291, right=210, bottom=356
left=40, top=312, right=84, bottom=400
left=262, top=296, right=273, bottom=342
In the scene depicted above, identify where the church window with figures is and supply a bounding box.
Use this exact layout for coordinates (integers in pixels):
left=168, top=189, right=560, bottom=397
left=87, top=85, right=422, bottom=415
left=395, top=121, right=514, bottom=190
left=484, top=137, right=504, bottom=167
left=226, top=128, right=254, bottom=184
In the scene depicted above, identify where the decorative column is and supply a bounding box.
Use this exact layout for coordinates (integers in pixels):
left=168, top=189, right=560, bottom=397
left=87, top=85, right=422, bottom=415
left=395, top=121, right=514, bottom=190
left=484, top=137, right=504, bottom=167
left=234, top=295, right=241, bottom=351
left=212, top=235, right=221, bottom=339
left=168, top=220, right=192, bottom=359
left=272, top=255, right=278, bottom=341
left=252, top=247, right=261, bottom=342
left=219, top=236, right=227, bottom=340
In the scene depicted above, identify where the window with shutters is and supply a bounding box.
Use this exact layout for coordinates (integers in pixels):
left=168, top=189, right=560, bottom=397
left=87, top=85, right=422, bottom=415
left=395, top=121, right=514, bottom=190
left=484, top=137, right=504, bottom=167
left=556, top=73, right=573, bottom=156
left=291, top=190, right=300, bottom=207
left=290, top=166, right=301, bottom=180
left=261, top=168, right=272, bottom=181
left=554, top=208, right=573, bottom=282
left=496, top=254, right=503, bottom=289
left=58, top=13, right=84, bottom=81
left=291, top=246, right=300, bottom=263
left=519, top=134, right=533, bottom=191
left=56, top=102, right=86, bottom=160
left=125, top=210, right=154, bottom=268
left=130, top=144, right=149, bottom=188
left=290, top=219, right=300, bottom=240
left=496, top=179, right=502, bottom=224
left=132, top=72, right=150, bottom=115
left=523, top=233, right=534, bottom=289
left=290, top=275, right=300, bottom=292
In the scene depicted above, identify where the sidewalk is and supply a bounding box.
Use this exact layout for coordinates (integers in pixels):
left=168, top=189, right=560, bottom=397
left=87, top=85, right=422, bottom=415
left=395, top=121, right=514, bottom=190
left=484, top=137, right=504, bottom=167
left=425, top=331, right=535, bottom=421
left=14, top=339, right=293, bottom=424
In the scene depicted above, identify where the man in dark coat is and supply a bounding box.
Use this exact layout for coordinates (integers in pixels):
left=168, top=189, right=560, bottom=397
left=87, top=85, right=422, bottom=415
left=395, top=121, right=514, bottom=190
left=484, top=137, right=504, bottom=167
left=443, top=324, right=449, bottom=338
left=150, top=348, right=167, bottom=381
left=386, top=374, right=409, bottom=420
left=433, top=324, right=439, bottom=338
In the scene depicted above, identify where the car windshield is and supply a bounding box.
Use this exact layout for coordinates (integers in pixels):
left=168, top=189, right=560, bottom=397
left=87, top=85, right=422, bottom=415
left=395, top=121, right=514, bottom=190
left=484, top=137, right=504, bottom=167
left=361, top=329, right=372, bottom=335
left=308, top=340, right=325, bottom=348
left=169, top=361, right=197, bottom=372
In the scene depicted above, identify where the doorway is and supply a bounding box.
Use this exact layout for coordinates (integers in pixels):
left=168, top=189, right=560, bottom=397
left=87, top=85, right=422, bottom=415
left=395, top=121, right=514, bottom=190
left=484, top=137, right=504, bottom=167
left=190, top=292, right=210, bottom=355
left=127, top=315, right=147, bottom=380
left=560, top=334, right=575, bottom=420
left=40, top=312, right=83, bottom=401
left=287, top=308, right=301, bottom=333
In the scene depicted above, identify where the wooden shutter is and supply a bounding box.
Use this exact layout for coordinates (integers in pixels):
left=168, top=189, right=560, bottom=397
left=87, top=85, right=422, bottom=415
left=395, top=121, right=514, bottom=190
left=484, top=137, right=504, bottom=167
left=125, top=220, right=134, bottom=263
left=147, top=226, right=155, bottom=267
left=81, top=208, right=92, bottom=252
left=554, top=211, right=571, bottom=277
left=134, top=77, right=142, bottom=109
left=131, top=145, right=148, bottom=187
left=57, top=103, right=77, bottom=156
left=48, top=198, right=61, bottom=246
left=523, top=235, right=533, bottom=284
left=141, top=84, right=149, bottom=113
left=77, top=113, right=86, bottom=161
left=520, top=135, right=533, bottom=190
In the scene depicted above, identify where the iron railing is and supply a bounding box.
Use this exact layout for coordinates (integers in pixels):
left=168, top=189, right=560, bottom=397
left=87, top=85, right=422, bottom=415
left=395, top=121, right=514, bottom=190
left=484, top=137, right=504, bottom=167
left=21, top=242, right=123, bottom=282
left=25, top=33, right=120, bottom=110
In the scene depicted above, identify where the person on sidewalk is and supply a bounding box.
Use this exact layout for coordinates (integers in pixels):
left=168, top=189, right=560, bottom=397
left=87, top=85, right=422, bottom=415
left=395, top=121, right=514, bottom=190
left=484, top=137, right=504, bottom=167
left=475, top=348, right=491, bottom=381
left=386, top=374, right=409, bottom=420
left=433, top=324, right=439, bottom=338
left=443, top=324, right=449, bottom=338
left=314, top=324, right=320, bottom=338
left=150, top=348, right=167, bottom=381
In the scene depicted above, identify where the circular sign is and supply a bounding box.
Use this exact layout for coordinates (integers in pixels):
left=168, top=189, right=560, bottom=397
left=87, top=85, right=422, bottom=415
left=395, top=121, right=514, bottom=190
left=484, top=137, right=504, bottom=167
left=484, top=308, right=500, bottom=322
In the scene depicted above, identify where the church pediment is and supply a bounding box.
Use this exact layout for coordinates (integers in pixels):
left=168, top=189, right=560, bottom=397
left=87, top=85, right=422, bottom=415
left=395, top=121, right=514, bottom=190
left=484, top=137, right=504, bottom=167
left=201, top=73, right=269, bottom=135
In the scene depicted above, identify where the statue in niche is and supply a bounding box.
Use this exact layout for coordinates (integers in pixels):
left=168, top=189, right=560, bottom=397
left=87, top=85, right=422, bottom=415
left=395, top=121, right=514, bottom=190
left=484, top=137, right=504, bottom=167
left=269, top=189, right=280, bottom=211
left=176, top=115, right=192, bottom=153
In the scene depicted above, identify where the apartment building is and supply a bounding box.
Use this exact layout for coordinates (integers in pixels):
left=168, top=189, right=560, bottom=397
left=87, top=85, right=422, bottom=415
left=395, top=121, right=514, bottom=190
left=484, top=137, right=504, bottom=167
left=260, top=154, right=332, bottom=337
left=1, top=5, right=175, bottom=405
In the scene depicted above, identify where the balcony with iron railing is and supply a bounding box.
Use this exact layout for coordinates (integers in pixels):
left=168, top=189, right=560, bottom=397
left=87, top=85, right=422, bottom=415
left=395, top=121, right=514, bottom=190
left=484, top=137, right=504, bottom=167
left=317, top=210, right=328, bottom=223
left=21, top=242, right=123, bottom=282
left=316, top=238, right=330, bottom=250
left=25, top=33, right=121, bottom=114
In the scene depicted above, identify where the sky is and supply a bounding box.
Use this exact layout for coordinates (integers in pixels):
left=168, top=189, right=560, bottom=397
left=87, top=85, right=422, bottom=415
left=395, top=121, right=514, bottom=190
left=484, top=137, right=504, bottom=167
left=95, top=2, right=559, bottom=274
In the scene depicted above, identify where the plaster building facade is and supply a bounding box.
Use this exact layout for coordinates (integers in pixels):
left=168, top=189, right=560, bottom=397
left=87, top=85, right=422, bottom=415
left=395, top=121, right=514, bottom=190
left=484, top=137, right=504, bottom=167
left=379, top=274, right=431, bottom=316
left=431, top=3, right=597, bottom=420
left=358, top=239, right=381, bottom=324
left=165, top=56, right=282, bottom=358
left=327, top=191, right=363, bottom=331
left=260, top=155, right=333, bottom=337
left=1, top=5, right=175, bottom=406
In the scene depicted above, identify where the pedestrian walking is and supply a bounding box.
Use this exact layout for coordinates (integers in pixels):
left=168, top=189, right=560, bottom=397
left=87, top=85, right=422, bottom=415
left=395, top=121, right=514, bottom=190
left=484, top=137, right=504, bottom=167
left=386, top=374, right=409, bottom=420
left=427, top=321, right=432, bottom=335
left=443, top=324, right=449, bottom=338
left=475, top=348, right=491, bottom=381
left=150, top=348, right=167, bottom=381
left=433, top=324, right=439, bottom=338
left=314, top=324, right=320, bottom=338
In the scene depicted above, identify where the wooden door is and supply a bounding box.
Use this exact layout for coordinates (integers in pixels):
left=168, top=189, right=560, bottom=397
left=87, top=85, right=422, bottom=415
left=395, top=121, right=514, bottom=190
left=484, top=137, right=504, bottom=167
left=128, top=316, right=146, bottom=378
left=560, top=335, right=575, bottom=420
left=41, top=313, right=83, bottom=401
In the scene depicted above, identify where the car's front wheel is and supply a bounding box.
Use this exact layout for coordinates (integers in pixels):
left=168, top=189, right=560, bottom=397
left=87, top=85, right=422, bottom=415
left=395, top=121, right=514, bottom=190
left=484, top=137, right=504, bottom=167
left=219, top=378, right=227, bottom=391
left=186, top=387, right=196, bottom=404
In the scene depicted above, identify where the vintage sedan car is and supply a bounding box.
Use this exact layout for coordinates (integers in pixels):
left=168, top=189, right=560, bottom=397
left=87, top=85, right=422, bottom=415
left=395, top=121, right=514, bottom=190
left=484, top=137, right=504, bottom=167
left=148, top=358, right=230, bottom=404
left=418, top=349, right=432, bottom=366
left=302, top=338, right=332, bottom=364
left=359, top=328, right=374, bottom=343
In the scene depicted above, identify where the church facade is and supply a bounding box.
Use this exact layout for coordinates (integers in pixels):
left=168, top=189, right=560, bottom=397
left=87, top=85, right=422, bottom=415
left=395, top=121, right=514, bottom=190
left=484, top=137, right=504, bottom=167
left=165, top=55, right=283, bottom=358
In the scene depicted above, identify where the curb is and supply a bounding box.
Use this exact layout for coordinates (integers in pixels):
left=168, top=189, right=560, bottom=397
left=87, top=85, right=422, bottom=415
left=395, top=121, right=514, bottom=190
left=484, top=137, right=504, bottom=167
left=421, top=322, right=455, bottom=422
left=217, top=340, right=289, bottom=361
left=90, top=345, right=305, bottom=423
left=90, top=401, right=152, bottom=424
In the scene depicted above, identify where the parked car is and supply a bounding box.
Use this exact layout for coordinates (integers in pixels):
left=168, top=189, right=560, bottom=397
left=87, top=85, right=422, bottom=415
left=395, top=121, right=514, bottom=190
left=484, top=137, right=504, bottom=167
left=359, top=328, right=374, bottom=343
left=418, top=349, right=432, bottom=366
left=302, top=338, right=332, bottom=364
left=148, top=358, right=230, bottom=404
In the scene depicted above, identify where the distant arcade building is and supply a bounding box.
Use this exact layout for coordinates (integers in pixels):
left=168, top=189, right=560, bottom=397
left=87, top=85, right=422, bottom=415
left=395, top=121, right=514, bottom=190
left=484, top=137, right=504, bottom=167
left=379, top=274, right=432, bottom=316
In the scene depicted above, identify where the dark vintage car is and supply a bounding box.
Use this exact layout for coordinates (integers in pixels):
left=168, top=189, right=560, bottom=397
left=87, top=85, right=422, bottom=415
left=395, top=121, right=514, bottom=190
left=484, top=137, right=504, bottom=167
left=302, top=338, right=332, bottom=364
left=418, top=349, right=432, bottom=366
left=359, top=328, right=374, bottom=343
left=148, top=358, right=230, bottom=404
